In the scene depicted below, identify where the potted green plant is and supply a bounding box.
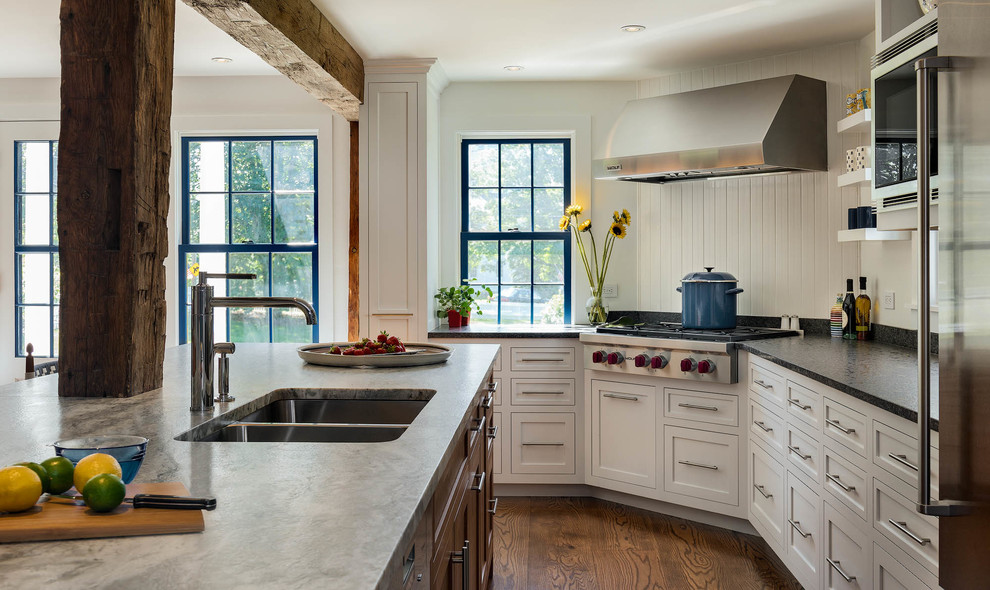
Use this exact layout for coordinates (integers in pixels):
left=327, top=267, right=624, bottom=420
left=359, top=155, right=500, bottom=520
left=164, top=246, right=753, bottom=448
left=435, top=280, right=493, bottom=328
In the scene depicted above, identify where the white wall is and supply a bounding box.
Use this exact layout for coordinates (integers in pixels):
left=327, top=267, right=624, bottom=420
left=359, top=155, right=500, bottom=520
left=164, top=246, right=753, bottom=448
left=635, top=41, right=869, bottom=321
left=0, top=75, right=350, bottom=382
left=437, top=82, right=638, bottom=323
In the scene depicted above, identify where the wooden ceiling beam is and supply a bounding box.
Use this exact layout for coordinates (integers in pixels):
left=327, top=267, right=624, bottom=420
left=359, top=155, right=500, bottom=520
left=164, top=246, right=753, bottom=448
left=183, top=0, right=364, bottom=120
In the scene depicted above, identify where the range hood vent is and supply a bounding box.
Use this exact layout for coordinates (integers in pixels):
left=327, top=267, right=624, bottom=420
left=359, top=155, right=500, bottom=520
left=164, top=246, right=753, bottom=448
left=594, top=75, right=827, bottom=184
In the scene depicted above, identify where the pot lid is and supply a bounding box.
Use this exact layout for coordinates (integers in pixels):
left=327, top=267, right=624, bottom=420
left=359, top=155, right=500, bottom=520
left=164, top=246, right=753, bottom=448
left=681, top=267, right=738, bottom=283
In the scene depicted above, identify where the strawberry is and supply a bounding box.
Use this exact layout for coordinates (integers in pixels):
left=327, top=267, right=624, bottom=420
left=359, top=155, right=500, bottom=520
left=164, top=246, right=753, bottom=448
left=396, top=344, right=406, bottom=353
left=341, top=348, right=355, bottom=356
left=367, top=341, right=381, bottom=349
left=329, top=346, right=341, bottom=354
left=377, top=331, right=389, bottom=343
left=352, top=349, right=365, bottom=356
left=386, top=336, right=401, bottom=346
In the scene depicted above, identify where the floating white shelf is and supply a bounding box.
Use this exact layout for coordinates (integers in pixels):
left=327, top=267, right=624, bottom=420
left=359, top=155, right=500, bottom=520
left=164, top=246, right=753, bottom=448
left=837, top=109, right=872, bottom=134
left=837, top=228, right=911, bottom=242
left=838, top=168, right=872, bottom=187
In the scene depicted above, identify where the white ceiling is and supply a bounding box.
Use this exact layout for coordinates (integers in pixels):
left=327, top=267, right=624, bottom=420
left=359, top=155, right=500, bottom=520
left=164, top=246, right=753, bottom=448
left=0, top=0, right=873, bottom=81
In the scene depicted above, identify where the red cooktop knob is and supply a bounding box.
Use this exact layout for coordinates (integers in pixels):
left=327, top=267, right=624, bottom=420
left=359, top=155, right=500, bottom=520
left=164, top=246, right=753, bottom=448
left=650, top=355, right=669, bottom=369
left=591, top=350, right=606, bottom=364
left=606, top=352, right=624, bottom=365
left=634, top=354, right=649, bottom=368
left=698, top=359, right=716, bottom=374
left=680, top=358, right=697, bottom=372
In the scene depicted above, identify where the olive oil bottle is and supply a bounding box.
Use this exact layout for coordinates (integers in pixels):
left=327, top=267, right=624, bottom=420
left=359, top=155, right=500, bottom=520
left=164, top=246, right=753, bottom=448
left=842, top=279, right=856, bottom=340
left=855, top=276, right=873, bottom=340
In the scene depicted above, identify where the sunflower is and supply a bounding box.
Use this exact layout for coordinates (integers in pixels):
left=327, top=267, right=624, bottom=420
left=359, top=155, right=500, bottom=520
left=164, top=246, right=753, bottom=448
left=565, top=204, right=584, bottom=216
left=609, top=221, right=627, bottom=239
left=559, top=216, right=570, bottom=231
left=578, top=219, right=592, bottom=232
left=620, top=209, right=631, bottom=224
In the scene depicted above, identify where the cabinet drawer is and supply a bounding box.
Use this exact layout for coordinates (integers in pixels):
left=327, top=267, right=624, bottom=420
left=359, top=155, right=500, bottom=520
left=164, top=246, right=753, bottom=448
left=874, top=542, right=933, bottom=590
left=509, top=347, right=575, bottom=372
left=492, top=412, right=502, bottom=475
left=873, top=421, right=939, bottom=496
left=750, top=361, right=787, bottom=407
left=664, top=387, right=738, bottom=427
left=823, top=446, right=869, bottom=523
left=592, top=381, right=657, bottom=488
left=824, top=501, right=872, bottom=590
left=510, top=378, right=575, bottom=406
left=874, top=480, right=939, bottom=575
left=786, top=424, right=821, bottom=485
left=750, top=443, right=786, bottom=546
left=750, top=399, right=785, bottom=455
left=824, top=397, right=868, bottom=458
left=510, top=412, right=575, bottom=474
left=664, top=426, right=739, bottom=506
left=786, top=472, right=822, bottom=590
left=786, top=380, right=823, bottom=431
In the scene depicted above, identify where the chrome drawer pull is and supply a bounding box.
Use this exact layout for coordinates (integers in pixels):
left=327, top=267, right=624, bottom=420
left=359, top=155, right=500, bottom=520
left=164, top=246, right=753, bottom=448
left=488, top=497, right=499, bottom=515
left=888, top=519, right=930, bottom=545
left=481, top=394, right=494, bottom=408
left=487, top=381, right=498, bottom=394
left=888, top=453, right=920, bottom=471
left=753, top=420, right=773, bottom=433
left=519, top=357, right=565, bottom=362
left=787, top=445, right=811, bottom=461
left=521, top=441, right=565, bottom=446
left=678, top=460, right=719, bottom=471
left=487, top=425, right=498, bottom=440
left=469, top=415, right=486, bottom=433
left=470, top=471, right=485, bottom=492
left=603, top=393, right=639, bottom=401
left=678, top=402, right=719, bottom=412
left=826, top=558, right=857, bottom=583
left=754, top=484, right=773, bottom=499
left=753, top=379, right=773, bottom=389
left=825, top=472, right=856, bottom=492
left=527, top=390, right=565, bottom=395
left=787, top=398, right=811, bottom=411
left=788, top=519, right=811, bottom=538
left=825, top=418, right=856, bottom=434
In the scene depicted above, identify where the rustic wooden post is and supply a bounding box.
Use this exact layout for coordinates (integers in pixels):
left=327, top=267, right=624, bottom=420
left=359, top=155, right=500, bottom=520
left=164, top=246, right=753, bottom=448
left=57, top=0, right=175, bottom=397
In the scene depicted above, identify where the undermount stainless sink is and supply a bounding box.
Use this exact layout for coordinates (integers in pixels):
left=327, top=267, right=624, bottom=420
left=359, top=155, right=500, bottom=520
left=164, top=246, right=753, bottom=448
left=175, top=389, right=435, bottom=443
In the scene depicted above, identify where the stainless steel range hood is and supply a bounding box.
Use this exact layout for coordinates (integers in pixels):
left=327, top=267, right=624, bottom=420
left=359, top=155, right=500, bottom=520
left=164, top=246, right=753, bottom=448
left=594, top=75, right=827, bottom=184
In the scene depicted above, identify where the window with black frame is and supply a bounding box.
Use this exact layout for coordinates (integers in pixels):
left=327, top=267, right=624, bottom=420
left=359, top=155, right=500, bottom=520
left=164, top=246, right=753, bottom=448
left=460, top=139, right=571, bottom=324
left=178, top=136, right=318, bottom=344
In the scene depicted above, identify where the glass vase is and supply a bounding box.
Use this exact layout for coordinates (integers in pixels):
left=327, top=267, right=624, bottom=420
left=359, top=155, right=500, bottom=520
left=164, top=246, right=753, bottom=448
left=585, top=296, right=609, bottom=325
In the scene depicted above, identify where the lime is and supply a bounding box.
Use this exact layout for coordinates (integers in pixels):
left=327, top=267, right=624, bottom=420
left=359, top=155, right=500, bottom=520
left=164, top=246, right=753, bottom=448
left=82, top=473, right=126, bottom=513
left=15, top=462, right=51, bottom=494
left=73, top=453, right=122, bottom=493
left=0, top=465, right=43, bottom=513
left=40, top=456, right=74, bottom=494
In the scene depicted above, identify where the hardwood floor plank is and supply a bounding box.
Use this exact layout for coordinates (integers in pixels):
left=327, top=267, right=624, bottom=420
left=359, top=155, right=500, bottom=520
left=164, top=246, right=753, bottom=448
left=493, top=496, right=531, bottom=590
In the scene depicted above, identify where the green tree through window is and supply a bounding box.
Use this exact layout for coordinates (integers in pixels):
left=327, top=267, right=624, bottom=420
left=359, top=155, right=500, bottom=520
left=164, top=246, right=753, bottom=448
left=180, top=136, right=318, bottom=344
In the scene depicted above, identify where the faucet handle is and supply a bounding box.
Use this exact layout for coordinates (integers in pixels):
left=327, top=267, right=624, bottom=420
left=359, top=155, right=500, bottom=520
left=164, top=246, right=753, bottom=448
left=198, top=272, right=257, bottom=285
left=215, top=342, right=236, bottom=403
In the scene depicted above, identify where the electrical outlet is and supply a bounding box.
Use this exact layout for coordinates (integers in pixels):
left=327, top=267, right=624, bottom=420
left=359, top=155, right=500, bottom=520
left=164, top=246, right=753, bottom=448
left=602, top=284, right=618, bottom=298
left=883, top=291, right=895, bottom=310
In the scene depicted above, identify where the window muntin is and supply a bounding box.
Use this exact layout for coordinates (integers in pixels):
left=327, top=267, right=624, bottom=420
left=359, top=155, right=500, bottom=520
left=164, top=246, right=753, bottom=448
left=179, top=137, right=318, bottom=344
left=461, top=139, right=571, bottom=324
left=14, top=140, right=59, bottom=357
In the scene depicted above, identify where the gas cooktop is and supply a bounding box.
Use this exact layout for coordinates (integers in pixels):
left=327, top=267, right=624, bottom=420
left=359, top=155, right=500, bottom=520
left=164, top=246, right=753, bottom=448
left=595, top=322, right=797, bottom=342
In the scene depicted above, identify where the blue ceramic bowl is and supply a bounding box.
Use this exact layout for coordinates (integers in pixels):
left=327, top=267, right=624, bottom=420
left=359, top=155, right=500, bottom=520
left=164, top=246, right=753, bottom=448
left=53, top=435, right=149, bottom=484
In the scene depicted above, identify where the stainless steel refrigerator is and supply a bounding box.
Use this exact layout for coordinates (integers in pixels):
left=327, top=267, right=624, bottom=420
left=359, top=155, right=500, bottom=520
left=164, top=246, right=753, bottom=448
left=915, top=1, right=990, bottom=587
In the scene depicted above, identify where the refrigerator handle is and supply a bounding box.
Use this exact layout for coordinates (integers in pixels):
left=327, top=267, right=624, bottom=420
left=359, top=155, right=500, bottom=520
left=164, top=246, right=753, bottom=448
left=914, top=56, right=972, bottom=517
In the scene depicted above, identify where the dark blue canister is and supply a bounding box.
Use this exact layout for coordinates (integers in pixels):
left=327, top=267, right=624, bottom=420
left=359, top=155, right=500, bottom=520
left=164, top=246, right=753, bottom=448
left=676, top=267, right=744, bottom=329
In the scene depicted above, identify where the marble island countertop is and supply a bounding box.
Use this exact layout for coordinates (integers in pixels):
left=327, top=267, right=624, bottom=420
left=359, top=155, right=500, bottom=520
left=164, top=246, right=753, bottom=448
left=0, top=343, right=499, bottom=590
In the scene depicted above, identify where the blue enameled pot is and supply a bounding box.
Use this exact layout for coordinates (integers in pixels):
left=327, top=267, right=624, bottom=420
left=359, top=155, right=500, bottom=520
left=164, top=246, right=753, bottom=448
left=676, top=267, right=744, bottom=329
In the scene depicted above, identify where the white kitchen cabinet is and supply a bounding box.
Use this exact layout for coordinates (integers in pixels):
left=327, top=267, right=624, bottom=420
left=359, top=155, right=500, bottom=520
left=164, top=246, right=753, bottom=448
left=873, top=480, right=939, bottom=576
left=872, top=419, right=939, bottom=497
left=750, top=359, right=787, bottom=408
left=591, top=380, right=657, bottom=488
left=824, top=445, right=870, bottom=523
left=874, top=543, right=933, bottom=590
left=509, top=347, right=576, bottom=372
left=664, top=425, right=739, bottom=506
left=750, top=398, right=786, bottom=455
left=786, top=471, right=822, bottom=590
left=750, top=440, right=786, bottom=548
left=510, top=412, right=576, bottom=475
left=510, top=378, right=575, bottom=406
left=664, top=387, right=738, bottom=427
left=786, top=380, right=823, bottom=432
left=824, top=501, right=872, bottom=590
left=824, top=397, right=869, bottom=459
left=786, top=422, right=822, bottom=486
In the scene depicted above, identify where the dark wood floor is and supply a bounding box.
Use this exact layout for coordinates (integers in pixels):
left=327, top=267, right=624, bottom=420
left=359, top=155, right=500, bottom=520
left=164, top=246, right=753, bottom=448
left=492, top=497, right=802, bottom=590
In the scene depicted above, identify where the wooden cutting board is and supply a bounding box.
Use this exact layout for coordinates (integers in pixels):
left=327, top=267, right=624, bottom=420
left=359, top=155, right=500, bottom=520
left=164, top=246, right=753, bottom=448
left=0, top=482, right=205, bottom=543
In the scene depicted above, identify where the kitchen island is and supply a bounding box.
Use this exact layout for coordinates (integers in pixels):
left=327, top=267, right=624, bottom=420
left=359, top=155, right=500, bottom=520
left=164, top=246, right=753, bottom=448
left=0, top=342, right=499, bottom=590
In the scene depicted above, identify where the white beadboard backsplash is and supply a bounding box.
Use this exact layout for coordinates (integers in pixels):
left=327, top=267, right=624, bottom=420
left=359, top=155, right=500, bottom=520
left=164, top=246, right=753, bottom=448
left=635, top=40, right=870, bottom=319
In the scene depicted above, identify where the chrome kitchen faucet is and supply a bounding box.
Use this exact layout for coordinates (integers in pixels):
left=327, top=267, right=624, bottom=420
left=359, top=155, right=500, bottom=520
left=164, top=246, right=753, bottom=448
left=190, top=272, right=317, bottom=412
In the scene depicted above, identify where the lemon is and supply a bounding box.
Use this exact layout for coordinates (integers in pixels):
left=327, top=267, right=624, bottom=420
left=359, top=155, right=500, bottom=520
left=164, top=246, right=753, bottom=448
left=15, top=462, right=51, bottom=494
left=41, top=456, right=75, bottom=494
left=0, top=465, right=43, bottom=513
left=73, top=453, right=122, bottom=493
left=82, top=473, right=126, bottom=513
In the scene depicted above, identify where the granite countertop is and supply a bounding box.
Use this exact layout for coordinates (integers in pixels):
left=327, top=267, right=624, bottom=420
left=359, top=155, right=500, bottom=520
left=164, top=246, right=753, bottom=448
left=0, top=343, right=498, bottom=589
left=429, top=323, right=597, bottom=338
left=740, top=335, right=938, bottom=430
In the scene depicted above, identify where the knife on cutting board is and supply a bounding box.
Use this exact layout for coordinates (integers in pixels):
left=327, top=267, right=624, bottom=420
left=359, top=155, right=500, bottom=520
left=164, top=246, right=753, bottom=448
left=47, top=493, right=217, bottom=510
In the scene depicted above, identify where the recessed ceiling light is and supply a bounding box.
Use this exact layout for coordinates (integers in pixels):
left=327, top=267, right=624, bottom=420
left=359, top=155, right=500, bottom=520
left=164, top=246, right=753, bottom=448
left=620, top=24, right=646, bottom=32
left=503, top=65, right=524, bottom=72
left=211, top=57, right=233, bottom=63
